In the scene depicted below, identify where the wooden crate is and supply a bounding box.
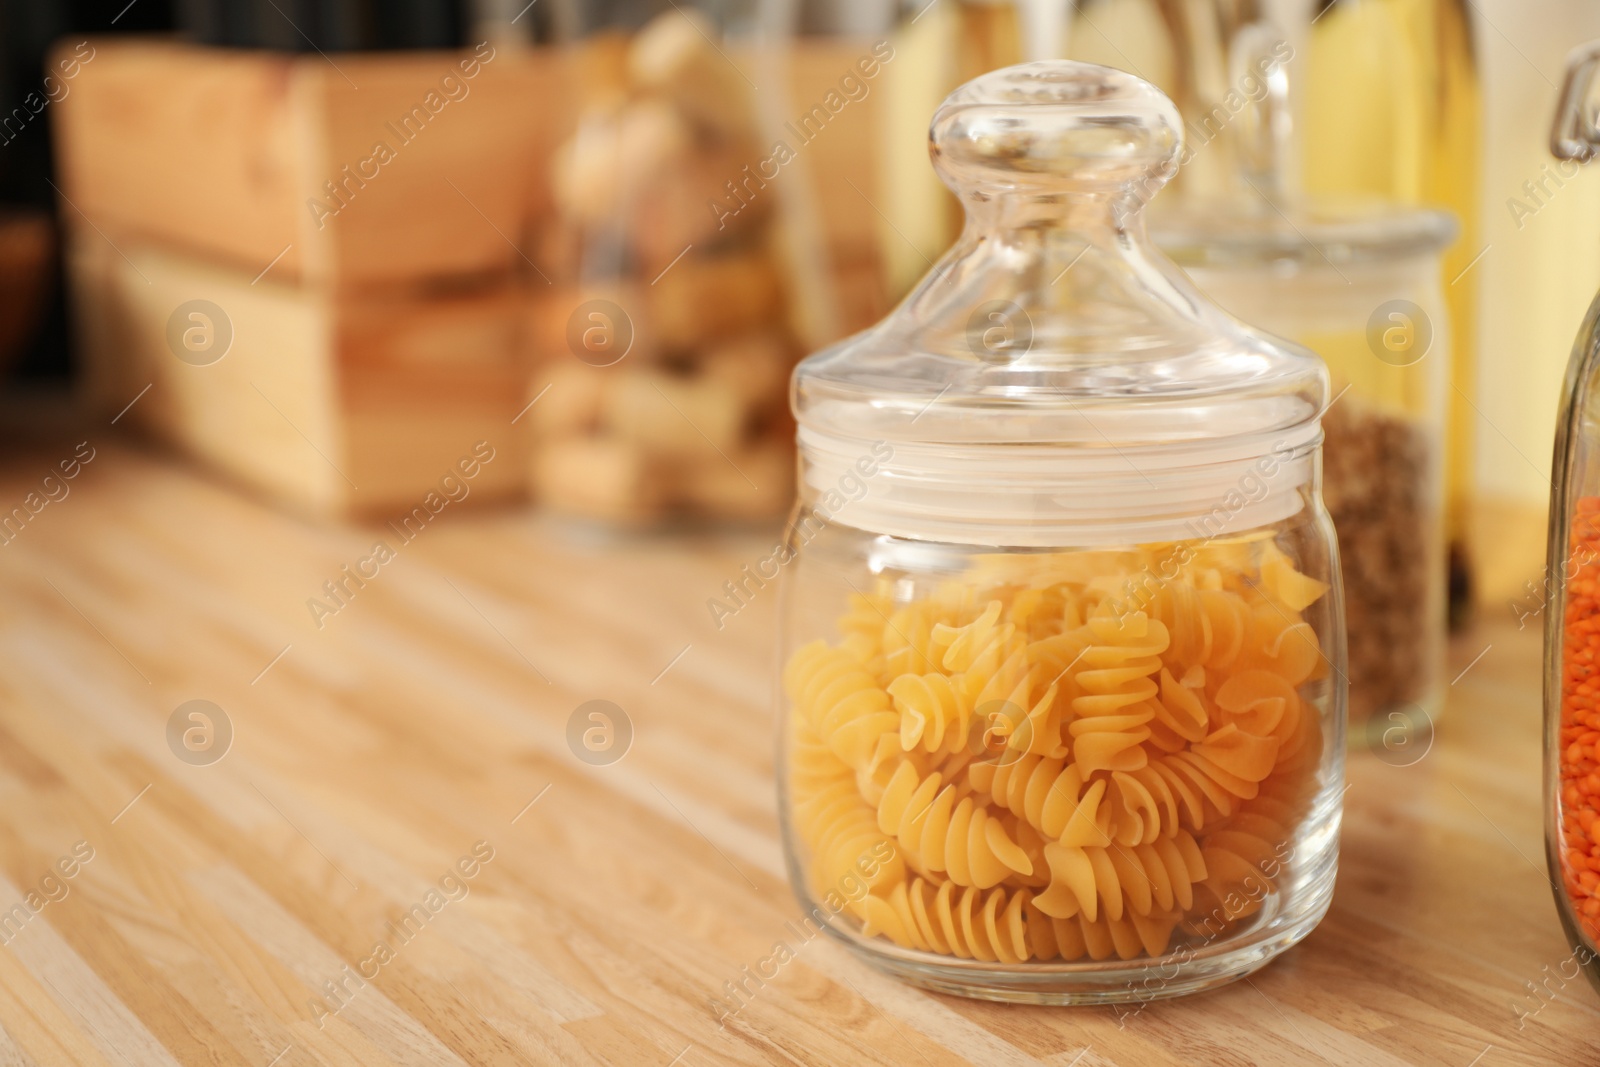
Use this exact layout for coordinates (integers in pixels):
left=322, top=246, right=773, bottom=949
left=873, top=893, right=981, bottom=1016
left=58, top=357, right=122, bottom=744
left=52, top=39, right=573, bottom=289
left=57, top=35, right=888, bottom=523
left=70, top=232, right=527, bottom=517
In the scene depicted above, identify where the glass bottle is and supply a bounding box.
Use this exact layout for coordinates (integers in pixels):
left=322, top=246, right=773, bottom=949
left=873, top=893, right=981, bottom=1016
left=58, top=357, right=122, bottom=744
left=1301, top=0, right=1481, bottom=625
left=1159, top=206, right=1453, bottom=742
left=776, top=60, right=1346, bottom=1003
left=1543, top=39, right=1600, bottom=994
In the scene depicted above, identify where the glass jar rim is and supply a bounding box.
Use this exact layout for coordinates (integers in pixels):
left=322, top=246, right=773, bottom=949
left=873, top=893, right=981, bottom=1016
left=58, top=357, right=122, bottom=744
left=798, top=422, right=1321, bottom=547
left=1152, top=197, right=1458, bottom=270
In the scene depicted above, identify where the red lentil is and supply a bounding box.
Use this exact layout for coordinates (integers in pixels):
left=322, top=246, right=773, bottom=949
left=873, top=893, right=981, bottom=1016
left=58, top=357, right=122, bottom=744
left=1560, top=497, right=1600, bottom=945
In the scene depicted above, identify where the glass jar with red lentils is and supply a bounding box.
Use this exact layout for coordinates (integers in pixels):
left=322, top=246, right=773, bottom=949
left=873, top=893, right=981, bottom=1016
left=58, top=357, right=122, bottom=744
left=1546, top=44, right=1600, bottom=993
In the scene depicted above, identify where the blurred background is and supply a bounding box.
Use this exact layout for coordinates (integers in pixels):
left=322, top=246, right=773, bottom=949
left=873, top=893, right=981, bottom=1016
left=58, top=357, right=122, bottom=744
left=2, top=7, right=1596, bottom=1052
left=1, top=0, right=1597, bottom=697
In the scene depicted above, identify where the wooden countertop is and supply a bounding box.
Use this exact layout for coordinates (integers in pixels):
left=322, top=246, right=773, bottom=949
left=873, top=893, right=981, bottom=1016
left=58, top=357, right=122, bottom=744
left=0, top=439, right=1593, bottom=1067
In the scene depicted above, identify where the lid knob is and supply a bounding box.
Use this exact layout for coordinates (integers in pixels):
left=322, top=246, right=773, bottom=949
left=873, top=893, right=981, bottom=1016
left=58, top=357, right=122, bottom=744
left=929, top=61, right=1184, bottom=201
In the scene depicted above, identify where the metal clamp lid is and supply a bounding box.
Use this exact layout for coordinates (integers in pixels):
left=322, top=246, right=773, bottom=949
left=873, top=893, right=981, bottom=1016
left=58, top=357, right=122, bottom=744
left=1553, top=42, right=1600, bottom=161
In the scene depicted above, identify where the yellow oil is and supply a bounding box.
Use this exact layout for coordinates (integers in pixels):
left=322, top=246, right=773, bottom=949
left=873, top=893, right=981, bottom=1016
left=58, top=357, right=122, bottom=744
left=1303, top=0, right=1481, bottom=610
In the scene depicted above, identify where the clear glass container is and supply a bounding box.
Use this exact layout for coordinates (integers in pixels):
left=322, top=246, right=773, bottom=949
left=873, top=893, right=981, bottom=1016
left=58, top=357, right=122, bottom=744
left=1300, top=0, right=1482, bottom=633
left=776, top=61, right=1347, bottom=1004
left=1543, top=42, right=1600, bottom=994
left=1156, top=202, right=1455, bottom=741
left=527, top=6, right=798, bottom=524
left=1147, top=16, right=1456, bottom=741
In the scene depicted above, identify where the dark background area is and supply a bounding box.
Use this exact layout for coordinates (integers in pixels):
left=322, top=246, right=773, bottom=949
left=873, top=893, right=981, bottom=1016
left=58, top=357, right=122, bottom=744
left=1, top=0, right=175, bottom=384
left=0, top=0, right=509, bottom=386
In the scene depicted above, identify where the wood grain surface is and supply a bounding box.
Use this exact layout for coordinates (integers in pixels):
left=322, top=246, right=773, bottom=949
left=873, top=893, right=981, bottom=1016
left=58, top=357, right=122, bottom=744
left=0, top=436, right=1592, bottom=1067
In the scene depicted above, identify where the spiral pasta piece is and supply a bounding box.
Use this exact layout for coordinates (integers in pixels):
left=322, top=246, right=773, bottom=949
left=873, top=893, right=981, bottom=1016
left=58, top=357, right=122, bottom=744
left=1258, top=542, right=1330, bottom=612
left=934, top=600, right=1005, bottom=672
left=1235, top=603, right=1323, bottom=686
left=1148, top=667, right=1210, bottom=751
left=840, top=591, right=891, bottom=632
left=882, top=605, right=943, bottom=680
left=855, top=732, right=914, bottom=807
left=936, top=601, right=1032, bottom=713
left=1032, top=832, right=1207, bottom=922
left=791, top=777, right=904, bottom=914
left=1193, top=817, right=1285, bottom=923
left=1100, top=769, right=1172, bottom=846
left=970, top=754, right=1111, bottom=847
left=888, top=672, right=968, bottom=754
left=1068, top=613, right=1167, bottom=775
left=1111, top=764, right=1185, bottom=838
left=1007, top=681, right=1070, bottom=760
left=1151, top=583, right=1252, bottom=672
left=790, top=715, right=851, bottom=791
left=862, top=879, right=1032, bottom=963
left=785, top=641, right=899, bottom=772
left=876, top=761, right=1034, bottom=888
left=1027, top=897, right=1183, bottom=961
left=1156, top=749, right=1258, bottom=822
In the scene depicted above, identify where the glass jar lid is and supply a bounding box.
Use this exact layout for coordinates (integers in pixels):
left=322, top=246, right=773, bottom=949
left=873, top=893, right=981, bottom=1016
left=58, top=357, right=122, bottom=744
left=792, top=62, right=1328, bottom=546
left=1152, top=197, right=1458, bottom=272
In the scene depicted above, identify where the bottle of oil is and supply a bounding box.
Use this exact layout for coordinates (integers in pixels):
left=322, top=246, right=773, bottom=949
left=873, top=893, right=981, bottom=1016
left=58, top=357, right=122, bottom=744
left=1301, top=0, right=1481, bottom=626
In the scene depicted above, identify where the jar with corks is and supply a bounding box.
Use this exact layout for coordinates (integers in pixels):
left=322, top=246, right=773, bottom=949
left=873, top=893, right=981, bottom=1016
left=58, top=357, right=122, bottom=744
left=528, top=10, right=798, bottom=525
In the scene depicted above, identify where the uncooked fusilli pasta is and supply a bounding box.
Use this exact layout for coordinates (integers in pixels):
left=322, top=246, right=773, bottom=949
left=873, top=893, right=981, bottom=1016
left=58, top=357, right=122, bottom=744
left=783, top=535, right=1330, bottom=963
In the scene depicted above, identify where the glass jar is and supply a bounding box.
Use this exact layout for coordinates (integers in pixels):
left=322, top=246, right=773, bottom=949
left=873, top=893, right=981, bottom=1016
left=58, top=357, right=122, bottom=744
left=1155, top=203, right=1455, bottom=742
left=528, top=6, right=799, bottom=524
left=776, top=61, right=1346, bottom=1003
left=1543, top=41, right=1600, bottom=995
